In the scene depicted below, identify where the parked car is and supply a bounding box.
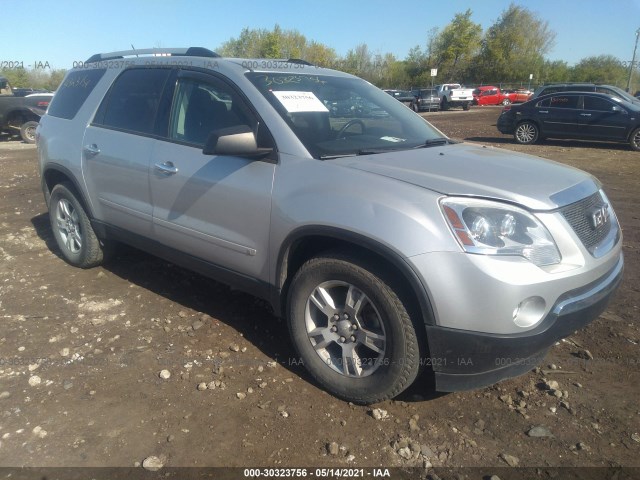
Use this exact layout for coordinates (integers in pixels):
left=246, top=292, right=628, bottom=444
left=472, top=86, right=511, bottom=106
left=0, top=76, right=52, bottom=143
left=503, top=89, right=532, bottom=103
left=497, top=91, right=640, bottom=150
left=410, top=88, right=439, bottom=111
left=38, top=47, right=623, bottom=404
left=383, top=89, right=415, bottom=107
left=531, top=83, right=640, bottom=107
left=11, top=88, right=50, bottom=97
left=435, top=83, right=473, bottom=110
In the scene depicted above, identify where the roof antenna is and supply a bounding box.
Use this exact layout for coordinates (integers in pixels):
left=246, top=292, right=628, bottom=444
left=131, top=44, right=138, bottom=57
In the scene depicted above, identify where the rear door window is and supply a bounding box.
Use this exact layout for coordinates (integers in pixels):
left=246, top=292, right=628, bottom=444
left=94, top=68, right=171, bottom=135
left=48, top=69, right=106, bottom=120
left=583, top=96, right=617, bottom=112
left=548, top=95, right=580, bottom=109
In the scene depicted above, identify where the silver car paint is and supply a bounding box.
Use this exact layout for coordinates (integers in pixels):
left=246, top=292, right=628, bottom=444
left=38, top=56, right=623, bottom=339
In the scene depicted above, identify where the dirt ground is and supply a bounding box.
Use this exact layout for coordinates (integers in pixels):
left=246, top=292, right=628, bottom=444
left=0, top=107, right=638, bottom=476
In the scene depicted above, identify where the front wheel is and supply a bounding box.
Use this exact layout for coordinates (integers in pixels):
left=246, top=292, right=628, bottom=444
left=501, top=98, right=511, bottom=106
left=49, top=182, right=105, bottom=268
left=20, top=121, right=38, bottom=144
left=514, top=121, right=539, bottom=145
left=630, top=127, right=640, bottom=151
left=287, top=253, right=421, bottom=404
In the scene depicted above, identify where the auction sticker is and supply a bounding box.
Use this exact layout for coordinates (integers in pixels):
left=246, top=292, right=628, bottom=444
left=272, top=91, right=329, bottom=113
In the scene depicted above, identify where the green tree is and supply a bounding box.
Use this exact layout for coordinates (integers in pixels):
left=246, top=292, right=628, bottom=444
left=0, top=67, right=30, bottom=88
left=476, top=3, right=556, bottom=83
left=217, top=24, right=337, bottom=64
left=429, top=9, right=482, bottom=81
left=570, top=55, right=627, bottom=86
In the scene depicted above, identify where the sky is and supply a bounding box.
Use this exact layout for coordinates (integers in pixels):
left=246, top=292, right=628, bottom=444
left=1, top=0, right=639, bottom=71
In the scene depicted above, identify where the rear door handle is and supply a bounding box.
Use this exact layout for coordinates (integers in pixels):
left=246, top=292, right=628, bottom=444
left=580, top=113, right=592, bottom=117
left=83, top=144, right=100, bottom=156
left=154, top=161, right=179, bottom=175
left=538, top=110, right=549, bottom=114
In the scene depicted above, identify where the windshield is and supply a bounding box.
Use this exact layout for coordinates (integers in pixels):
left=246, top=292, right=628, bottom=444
left=608, top=85, right=639, bottom=103
left=247, top=72, right=445, bottom=158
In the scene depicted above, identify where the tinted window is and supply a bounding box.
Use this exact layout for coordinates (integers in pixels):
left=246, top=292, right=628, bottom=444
left=96, top=68, right=170, bottom=135
left=48, top=69, right=106, bottom=120
left=541, top=87, right=563, bottom=96
left=548, top=95, right=579, bottom=109
left=169, top=76, right=253, bottom=146
left=584, top=96, right=617, bottom=111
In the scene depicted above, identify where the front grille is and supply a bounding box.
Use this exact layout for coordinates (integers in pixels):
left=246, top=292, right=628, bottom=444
left=560, top=191, right=612, bottom=251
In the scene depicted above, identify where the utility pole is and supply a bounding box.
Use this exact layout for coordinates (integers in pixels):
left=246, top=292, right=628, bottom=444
left=626, top=28, right=640, bottom=93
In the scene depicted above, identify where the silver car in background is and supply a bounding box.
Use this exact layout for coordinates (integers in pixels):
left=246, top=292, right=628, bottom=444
left=37, top=48, right=623, bottom=404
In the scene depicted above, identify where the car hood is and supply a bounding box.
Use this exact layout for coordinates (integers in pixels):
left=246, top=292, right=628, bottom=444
left=331, top=142, right=599, bottom=210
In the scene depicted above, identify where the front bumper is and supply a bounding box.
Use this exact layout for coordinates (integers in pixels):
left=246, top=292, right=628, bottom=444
left=426, top=255, right=623, bottom=391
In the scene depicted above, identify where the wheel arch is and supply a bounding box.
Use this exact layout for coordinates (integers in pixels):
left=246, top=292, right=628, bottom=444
left=274, top=226, right=436, bottom=329
left=42, top=164, right=94, bottom=218
left=6, top=108, right=38, bottom=126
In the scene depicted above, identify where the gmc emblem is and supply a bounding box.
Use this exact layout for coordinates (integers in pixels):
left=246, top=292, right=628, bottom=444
left=589, top=205, right=609, bottom=229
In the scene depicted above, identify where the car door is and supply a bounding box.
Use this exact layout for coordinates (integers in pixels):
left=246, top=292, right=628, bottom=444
left=82, top=67, right=172, bottom=236
left=535, top=94, right=580, bottom=137
left=149, top=70, right=276, bottom=280
left=579, top=95, right=631, bottom=140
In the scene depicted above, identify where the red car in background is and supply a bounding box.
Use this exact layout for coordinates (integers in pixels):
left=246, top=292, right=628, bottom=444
left=473, top=86, right=532, bottom=106
left=504, top=89, right=533, bottom=103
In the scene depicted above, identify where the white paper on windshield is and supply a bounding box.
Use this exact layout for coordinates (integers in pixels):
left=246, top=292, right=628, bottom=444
left=272, top=91, right=329, bottom=113
left=380, top=136, right=406, bottom=143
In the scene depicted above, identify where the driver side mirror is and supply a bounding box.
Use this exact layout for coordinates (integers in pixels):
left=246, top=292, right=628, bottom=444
left=202, top=125, right=273, bottom=159
left=612, top=105, right=627, bottom=114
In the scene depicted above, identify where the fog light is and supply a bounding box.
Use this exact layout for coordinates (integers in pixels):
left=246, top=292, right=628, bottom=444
left=512, top=296, right=546, bottom=328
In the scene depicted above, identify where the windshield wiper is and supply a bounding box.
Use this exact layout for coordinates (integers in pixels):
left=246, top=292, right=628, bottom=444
left=412, top=138, right=455, bottom=149
left=319, top=138, right=458, bottom=159
left=319, top=153, right=358, bottom=160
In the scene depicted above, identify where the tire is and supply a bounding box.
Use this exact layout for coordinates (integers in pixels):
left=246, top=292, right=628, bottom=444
left=501, top=98, right=511, bottom=106
left=412, top=102, right=419, bottom=113
left=287, top=252, right=421, bottom=404
left=49, top=182, right=104, bottom=268
left=630, top=127, right=640, bottom=151
left=441, top=98, right=449, bottom=111
left=462, top=102, right=470, bottom=111
left=514, top=121, right=539, bottom=145
left=20, top=120, right=38, bottom=144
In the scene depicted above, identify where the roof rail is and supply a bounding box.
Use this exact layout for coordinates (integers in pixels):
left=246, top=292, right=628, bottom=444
left=85, top=47, right=219, bottom=63
left=286, top=58, right=314, bottom=66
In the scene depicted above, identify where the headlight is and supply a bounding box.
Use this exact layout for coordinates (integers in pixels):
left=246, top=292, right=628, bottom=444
left=440, top=198, right=561, bottom=266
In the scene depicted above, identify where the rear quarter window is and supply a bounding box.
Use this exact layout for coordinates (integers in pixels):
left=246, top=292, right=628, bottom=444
left=47, top=69, right=106, bottom=120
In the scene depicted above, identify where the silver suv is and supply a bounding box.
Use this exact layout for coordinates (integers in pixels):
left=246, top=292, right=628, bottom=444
left=37, top=48, right=623, bottom=404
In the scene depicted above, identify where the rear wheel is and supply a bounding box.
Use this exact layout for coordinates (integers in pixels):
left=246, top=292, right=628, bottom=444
left=412, top=102, right=419, bottom=113
left=49, top=182, right=105, bottom=268
left=630, top=127, right=640, bottom=151
left=514, top=121, right=539, bottom=145
left=462, top=102, right=470, bottom=111
left=440, top=98, right=449, bottom=111
left=20, top=121, right=38, bottom=144
left=287, top=253, right=421, bottom=404
left=501, top=98, right=511, bottom=106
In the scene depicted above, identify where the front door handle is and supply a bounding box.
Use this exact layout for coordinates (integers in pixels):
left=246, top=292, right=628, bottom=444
left=538, top=110, right=549, bottom=114
left=580, top=113, right=592, bottom=117
left=154, top=161, right=179, bottom=175
left=83, top=144, right=100, bottom=156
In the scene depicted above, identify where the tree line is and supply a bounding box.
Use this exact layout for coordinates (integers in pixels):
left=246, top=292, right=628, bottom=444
left=2, top=3, right=637, bottom=93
